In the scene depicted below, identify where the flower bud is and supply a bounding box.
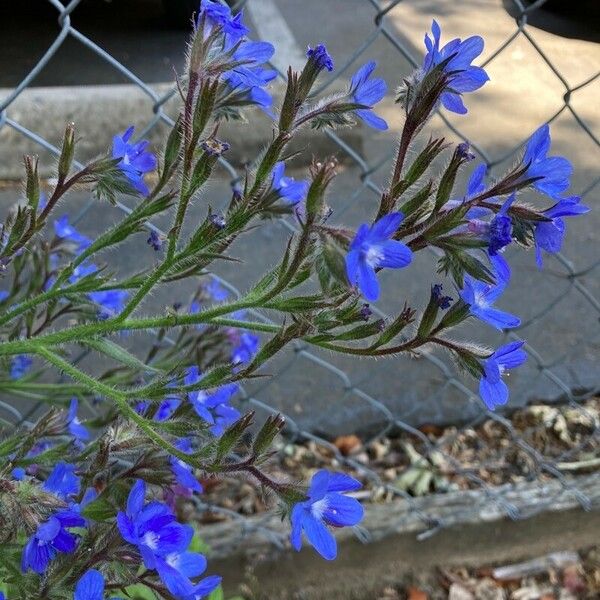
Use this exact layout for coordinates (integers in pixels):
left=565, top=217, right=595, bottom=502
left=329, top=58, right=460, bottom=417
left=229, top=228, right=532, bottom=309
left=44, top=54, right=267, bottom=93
left=58, top=122, right=76, bottom=181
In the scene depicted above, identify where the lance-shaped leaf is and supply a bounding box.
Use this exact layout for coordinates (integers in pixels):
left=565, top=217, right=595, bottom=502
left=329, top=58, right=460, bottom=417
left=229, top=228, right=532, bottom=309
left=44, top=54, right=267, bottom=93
left=252, top=414, right=285, bottom=458
left=215, top=412, right=255, bottom=462
left=82, top=339, right=162, bottom=375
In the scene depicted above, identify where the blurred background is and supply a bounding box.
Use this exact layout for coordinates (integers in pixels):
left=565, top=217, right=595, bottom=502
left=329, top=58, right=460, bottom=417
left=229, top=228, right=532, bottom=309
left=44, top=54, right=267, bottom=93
left=0, top=1, right=599, bottom=598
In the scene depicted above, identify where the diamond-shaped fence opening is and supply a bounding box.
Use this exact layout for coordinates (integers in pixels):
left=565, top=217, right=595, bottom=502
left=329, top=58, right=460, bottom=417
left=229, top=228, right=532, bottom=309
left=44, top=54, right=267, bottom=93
left=0, top=0, right=598, bottom=554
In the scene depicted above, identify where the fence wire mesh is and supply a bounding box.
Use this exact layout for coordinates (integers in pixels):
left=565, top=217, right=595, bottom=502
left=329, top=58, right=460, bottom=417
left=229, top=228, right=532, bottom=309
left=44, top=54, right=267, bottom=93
left=0, top=0, right=599, bottom=551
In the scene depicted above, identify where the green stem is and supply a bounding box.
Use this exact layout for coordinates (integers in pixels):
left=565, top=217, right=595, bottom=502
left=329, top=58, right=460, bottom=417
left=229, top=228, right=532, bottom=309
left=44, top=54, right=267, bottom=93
left=35, top=346, right=197, bottom=466
left=0, top=301, right=263, bottom=356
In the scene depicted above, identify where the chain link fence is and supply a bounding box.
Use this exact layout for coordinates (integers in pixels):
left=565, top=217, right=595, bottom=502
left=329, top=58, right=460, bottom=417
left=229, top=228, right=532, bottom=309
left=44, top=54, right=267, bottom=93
left=0, top=0, right=599, bottom=556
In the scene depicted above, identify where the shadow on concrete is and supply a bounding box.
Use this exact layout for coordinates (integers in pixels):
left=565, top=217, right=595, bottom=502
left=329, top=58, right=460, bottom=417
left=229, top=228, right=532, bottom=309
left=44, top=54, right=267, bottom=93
left=502, top=0, right=600, bottom=43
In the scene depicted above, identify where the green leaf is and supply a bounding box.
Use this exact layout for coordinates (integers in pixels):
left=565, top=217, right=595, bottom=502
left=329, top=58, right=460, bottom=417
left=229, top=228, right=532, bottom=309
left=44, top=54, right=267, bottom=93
left=208, top=587, right=224, bottom=600
left=0, top=436, right=20, bottom=458
left=83, top=339, right=162, bottom=374
left=81, top=497, right=116, bottom=522
left=124, top=584, right=158, bottom=600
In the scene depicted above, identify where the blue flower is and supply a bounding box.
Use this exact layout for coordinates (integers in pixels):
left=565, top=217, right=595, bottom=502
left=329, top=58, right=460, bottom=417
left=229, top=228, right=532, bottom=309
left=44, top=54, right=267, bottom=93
left=54, top=215, right=91, bottom=254
left=231, top=331, right=259, bottom=366
left=69, top=263, right=98, bottom=284
left=206, top=280, right=229, bottom=302
left=42, top=462, right=81, bottom=501
left=271, top=162, right=309, bottom=205
left=487, top=193, right=516, bottom=256
left=422, top=20, right=489, bottom=114
left=222, top=41, right=277, bottom=111
left=459, top=257, right=520, bottom=330
left=479, top=341, right=527, bottom=410
left=184, top=366, right=240, bottom=436
left=75, top=569, right=104, bottom=600
left=117, top=480, right=219, bottom=598
left=199, top=0, right=249, bottom=48
left=534, top=195, right=590, bottom=267
left=21, top=510, right=85, bottom=574
left=67, top=398, right=89, bottom=444
left=290, top=470, right=364, bottom=560
left=88, top=289, right=129, bottom=320
left=171, top=438, right=203, bottom=494
left=522, top=125, right=573, bottom=199
left=349, top=62, right=388, bottom=130
left=345, top=213, right=412, bottom=302
left=307, top=44, right=334, bottom=72
left=10, top=354, right=32, bottom=380
left=112, top=127, right=157, bottom=196
left=154, top=395, right=182, bottom=422
left=0, top=290, right=8, bottom=302
left=444, top=163, right=491, bottom=220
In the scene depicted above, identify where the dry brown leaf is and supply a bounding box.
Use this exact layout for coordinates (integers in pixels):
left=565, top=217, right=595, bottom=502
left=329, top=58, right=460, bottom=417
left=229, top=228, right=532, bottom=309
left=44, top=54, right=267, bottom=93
left=333, top=434, right=362, bottom=455
left=407, top=586, right=428, bottom=600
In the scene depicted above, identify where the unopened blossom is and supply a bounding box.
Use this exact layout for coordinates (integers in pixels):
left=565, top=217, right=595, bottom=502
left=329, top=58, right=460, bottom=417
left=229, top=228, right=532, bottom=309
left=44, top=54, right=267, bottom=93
left=307, top=44, right=334, bottom=72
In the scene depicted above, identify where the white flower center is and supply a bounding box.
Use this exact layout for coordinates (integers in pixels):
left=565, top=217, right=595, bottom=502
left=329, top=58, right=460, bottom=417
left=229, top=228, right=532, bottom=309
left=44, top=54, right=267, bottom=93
left=474, top=290, right=488, bottom=309
left=311, top=498, right=329, bottom=520
left=142, top=531, right=159, bottom=550
left=166, top=552, right=180, bottom=568
left=364, top=245, right=384, bottom=268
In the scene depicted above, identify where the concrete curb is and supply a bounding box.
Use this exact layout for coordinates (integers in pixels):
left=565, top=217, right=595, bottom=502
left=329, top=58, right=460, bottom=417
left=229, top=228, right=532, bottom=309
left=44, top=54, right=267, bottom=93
left=206, top=474, right=600, bottom=598
left=0, top=82, right=363, bottom=180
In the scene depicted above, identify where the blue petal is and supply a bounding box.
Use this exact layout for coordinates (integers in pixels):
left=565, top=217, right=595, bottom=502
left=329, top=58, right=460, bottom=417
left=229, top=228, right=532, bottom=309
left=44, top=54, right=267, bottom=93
left=476, top=307, right=520, bottom=330
left=127, top=480, right=145, bottom=517
left=36, top=517, right=61, bottom=542
left=51, top=529, right=77, bottom=553
left=302, top=513, right=337, bottom=560
left=479, top=376, right=509, bottom=410
left=192, top=575, right=222, bottom=598
left=308, top=470, right=331, bottom=500
left=350, top=61, right=377, bottom=92
left=155, top=557, right=196, bottom=597
left=116, top=512, right=137, bottom=544
left=369, top=213, right=404, bottom=240
left=325, top=473, right=362, bottom=493
left=357, top=261, right=380, bottom=302
left=345, top=249, right=361, bottom=288
left=75, top=569, right=104, bottom=600
left=290, top=503, right=305, bottom=551
left=322, top=493, right=364, bottom=527
left=355, top=109, right=388, bottom=131
left=441, top=92, right=467, bottom=114
left=168, top=551, right=207, bottom=578
left=378, top=239, right=412, bottom=269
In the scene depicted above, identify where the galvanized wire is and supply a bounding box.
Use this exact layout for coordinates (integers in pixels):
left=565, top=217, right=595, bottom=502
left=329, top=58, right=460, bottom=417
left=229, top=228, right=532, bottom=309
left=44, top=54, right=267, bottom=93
left=0, top=0, right=598, bottom=553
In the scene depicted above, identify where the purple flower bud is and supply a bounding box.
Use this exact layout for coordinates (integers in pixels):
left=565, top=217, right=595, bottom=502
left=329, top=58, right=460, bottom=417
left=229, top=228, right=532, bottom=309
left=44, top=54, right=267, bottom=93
left=147, top=230, right=163, bottom=251
left=359, top=303, right=372, bottom=321
left=457, top=142, right=475, bottom=161
left=431, top=283, right=453, bottom=310
left=201, top=138, right=230, bottom=157
left=209, top=213, right=227, bottom=229
left=306, top=44, right=334, bottom=72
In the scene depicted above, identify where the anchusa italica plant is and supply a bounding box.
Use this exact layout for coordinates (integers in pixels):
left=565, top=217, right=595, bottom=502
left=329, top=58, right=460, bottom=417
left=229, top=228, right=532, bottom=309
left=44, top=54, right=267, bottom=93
left=0, top=2, right=589, bottom=597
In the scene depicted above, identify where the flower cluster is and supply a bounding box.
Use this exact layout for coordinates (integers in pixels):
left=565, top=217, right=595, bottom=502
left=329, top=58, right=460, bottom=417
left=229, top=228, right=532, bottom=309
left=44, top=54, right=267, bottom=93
left=0, top=7, right=589, bottom=599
